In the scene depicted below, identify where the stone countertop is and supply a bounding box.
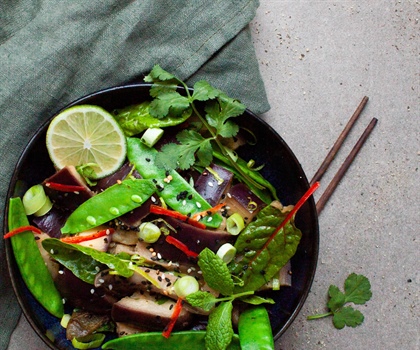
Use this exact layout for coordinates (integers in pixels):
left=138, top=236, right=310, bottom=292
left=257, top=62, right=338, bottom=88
left=7, top=1, right=419, bottom=349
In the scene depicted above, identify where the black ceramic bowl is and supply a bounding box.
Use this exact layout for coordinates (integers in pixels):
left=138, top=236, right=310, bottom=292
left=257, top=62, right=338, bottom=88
left=4, top=84, right=319, bottom=350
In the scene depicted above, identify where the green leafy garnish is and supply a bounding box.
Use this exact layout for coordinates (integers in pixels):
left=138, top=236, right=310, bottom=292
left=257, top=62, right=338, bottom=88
left=205, top=301, right=234, bottom=350
left=307, top=273, right=372, bottom=329
left=197, top=248, right=234, bottom=296
left=229, top=204, right=302, bottom=293
left=144, top=65, right=268, bottom=194
left=42, top=239, right=133, bottom=284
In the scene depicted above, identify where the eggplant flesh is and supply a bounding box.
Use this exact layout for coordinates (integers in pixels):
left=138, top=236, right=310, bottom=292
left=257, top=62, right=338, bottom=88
left=42, top=166, right=93, bottom=211
left=66, top=310, right=111, bottom=340
left=111, top=291, right=192, bottom=331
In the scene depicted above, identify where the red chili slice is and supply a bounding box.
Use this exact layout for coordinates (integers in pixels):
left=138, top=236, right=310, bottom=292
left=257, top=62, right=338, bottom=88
left=165, top=235, right=198, bottom=259
left=162, top=297, right=184, bottom=338
left=45, top=182, right=86, bottom=192
left=60, top=228, right=115, bottom=244
left=150, top=204, right=206, bottom=229
left=3, top=225, right=42, bottom=239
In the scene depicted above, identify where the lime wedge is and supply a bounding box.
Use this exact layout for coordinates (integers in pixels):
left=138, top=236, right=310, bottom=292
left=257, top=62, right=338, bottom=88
left=46, top=105, right=127, bottom=179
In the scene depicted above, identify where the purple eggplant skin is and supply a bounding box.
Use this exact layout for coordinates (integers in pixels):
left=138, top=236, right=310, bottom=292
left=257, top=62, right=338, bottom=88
left=31, top=207, right=69, bottom=238
left=43, top=166, right=94, bottom=212
left=54, top=268, right=117, bottom=314
left=93, top=163, right=140, bottom=191
left=194, top=163, right=233, bottom=206
left=150, top=216, right=234, bottom=264
left=225, top=183, right=265, bottom=224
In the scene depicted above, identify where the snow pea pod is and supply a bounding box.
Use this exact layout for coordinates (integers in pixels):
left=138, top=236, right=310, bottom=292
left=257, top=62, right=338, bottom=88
left=61, top=178, right=155, bottom=234
left=102, top=331, right=240, bottom=350
left=238, top=306, right=274, bottom=350
left=7, top=197, right=64, bottom=318
left=127, top=137, right=223, bottom=228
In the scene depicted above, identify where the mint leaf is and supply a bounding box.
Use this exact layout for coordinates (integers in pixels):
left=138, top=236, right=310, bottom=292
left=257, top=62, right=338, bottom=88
left=240, top=295, right=275, bottom=305
left=307, top=273, right=372, bottom=330
left=186, top=291, right=217, bottom=312
left=198, top=248, right=234, bottom=296
left=344, top=273, right=372, bottom=305
left=205, top=301, right=234, bottom=350
left=333, top=306, right=364, bottom=329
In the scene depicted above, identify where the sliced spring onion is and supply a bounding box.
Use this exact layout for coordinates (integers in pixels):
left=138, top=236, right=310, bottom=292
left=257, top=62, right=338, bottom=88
left=137, top=222, right=161, bottom=243
left=34, top=195, right=53, bottom=217
left=226, top=213, right=245, bottom=235
left=174, top=276, right=199, bottom=298
left=216, top=243, right=237, bottom=264
left=140, top=127, right=164, bottom=148
left=71, top=333, right=106, bottom=349
left=22, top=184, right=49, bottom=215
left=60, top=314, right=71, bottom=328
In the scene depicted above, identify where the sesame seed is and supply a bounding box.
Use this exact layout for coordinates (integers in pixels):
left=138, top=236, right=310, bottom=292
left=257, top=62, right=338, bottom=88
left=58, top=270, right=64, bottom=275
left=90, top=289, right=95, bottom=294
left=182, top=200, right=187, bottom=206
left=98, top=278, right=105, bottom=284
left=50, top=249, right=55, bottom=255
left=108, top=284, right=113, bottom=290
left=196, top=202, right=202, bottom=208
left=187, top=268, right=192, bottom=274
left=208, top=182, right=214, bottom=187
left=157, top=253, right=162, bottom=259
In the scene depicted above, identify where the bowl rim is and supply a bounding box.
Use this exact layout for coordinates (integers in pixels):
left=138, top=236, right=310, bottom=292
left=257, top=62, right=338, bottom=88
left=3, top=82, right=319, bottom=349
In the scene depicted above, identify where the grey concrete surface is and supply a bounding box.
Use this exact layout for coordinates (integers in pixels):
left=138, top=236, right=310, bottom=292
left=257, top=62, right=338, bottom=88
left=7, top=1, right=419, bottom=349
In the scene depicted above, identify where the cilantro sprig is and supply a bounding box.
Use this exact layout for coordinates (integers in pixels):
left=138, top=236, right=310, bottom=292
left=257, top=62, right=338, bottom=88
left=144, top=65, right=265, bottom=190
left=307, top=273, right=372, bottom=329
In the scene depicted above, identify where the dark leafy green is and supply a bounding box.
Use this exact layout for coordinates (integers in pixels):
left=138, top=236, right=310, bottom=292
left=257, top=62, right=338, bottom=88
left=229, top=204, right=302, bottom=293
left=42, top=238, right=133, bottom=284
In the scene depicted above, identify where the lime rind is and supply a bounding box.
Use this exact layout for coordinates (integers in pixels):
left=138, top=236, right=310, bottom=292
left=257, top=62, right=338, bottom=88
left=46, top=105, right=127, bottom=179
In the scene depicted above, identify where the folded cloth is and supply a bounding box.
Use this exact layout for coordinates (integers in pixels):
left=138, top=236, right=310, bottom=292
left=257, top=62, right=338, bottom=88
left=0, top=0, right=268, bottom=348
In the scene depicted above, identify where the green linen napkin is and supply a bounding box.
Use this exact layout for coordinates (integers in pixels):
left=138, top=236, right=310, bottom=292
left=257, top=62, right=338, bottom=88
left=0, top=0, right=269, bottom=348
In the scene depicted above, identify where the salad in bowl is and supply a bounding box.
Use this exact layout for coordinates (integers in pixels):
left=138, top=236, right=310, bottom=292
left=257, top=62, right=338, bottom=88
left=4, top=66, right=319, bottom=350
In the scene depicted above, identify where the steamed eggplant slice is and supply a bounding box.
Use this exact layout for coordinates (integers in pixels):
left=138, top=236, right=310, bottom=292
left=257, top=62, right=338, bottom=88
left=111, top=291, right=192, bottom=331
left=42, top=166, right=94, bottom=211
left=224, top=183, right=265, bottom=224
left=194, top=163, right=233, bottom=206
left=66, top=310, right=112, bottom=340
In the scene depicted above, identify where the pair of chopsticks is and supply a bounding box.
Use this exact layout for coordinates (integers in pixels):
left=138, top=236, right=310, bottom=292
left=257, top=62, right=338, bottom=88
left=310, top=96, right=378, bottom=215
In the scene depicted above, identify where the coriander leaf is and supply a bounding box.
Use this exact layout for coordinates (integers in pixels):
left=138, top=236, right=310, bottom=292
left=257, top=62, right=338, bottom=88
left=332, top=306, right=364, bottom=329
left=144, top=64, right=177, bottom=83
left=186, top=291, right=217, bottom=311
left=192, top=80, right=221, bottom=101
left=198, top=248, right=234, bottom=296
left=205, top=99, right=240, bottom=138
left=307, top=273, right=372, bottom=330
left=344, top=273, right=372, bottom=305
left=205, top=301, right=234, bottom=350
left=149, top=91, right=191, bottom=119
left=327, top=285, right=346, bottom=312
left=156, top=130, right=213, bottom=170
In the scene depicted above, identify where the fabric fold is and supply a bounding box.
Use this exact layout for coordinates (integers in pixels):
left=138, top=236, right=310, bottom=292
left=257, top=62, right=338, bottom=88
left=0, top=1, right=268, bottom=348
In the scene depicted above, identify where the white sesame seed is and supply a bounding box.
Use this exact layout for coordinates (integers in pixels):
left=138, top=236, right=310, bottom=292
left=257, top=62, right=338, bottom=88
left=207, top=217, right=213, bottom=222
left=98, top=278, right=105, bottom=284
left=197, top=270, right=202, bottom=274
left=182, top=200, right=187, bottom=206
left=58, top=270, right=64, bottom=275
left=50, top=249, right=55, bottom=255
left=62, top=298, right=66, bottom=304
left=157, top=253, right=162, bottom=259
left=108, top=284, right=113, bottom=290
left=196, top=202, right=202, bottom=208
left=208, top=182, right=214, bottom=187
left=90, top=289, right=95, bottom=294
left=187, top=268, right=192, bottom=274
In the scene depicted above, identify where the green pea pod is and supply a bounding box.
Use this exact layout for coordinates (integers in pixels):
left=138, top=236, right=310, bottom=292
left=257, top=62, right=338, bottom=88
left=61, top=178, right=156, bottom=234
left=238, top=306, right=275, bottom=350
left=127, top=137, right=223, bottom=228
left=102, top=331, right=241, bottom=350
left=8, top=197, right=64, bottom=318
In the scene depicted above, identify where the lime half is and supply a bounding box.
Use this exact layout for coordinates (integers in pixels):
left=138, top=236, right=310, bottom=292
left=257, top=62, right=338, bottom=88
left=46, top=105, right=127, bottom=179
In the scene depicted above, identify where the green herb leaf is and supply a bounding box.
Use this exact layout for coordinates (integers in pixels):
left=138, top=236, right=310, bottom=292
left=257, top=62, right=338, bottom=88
left=332, top=306, right=364, bottom=329
left=229, top=204, right=301, bottom=293
left=198, top=248, right=234, bottom=296
left=192, top=80, right=221, bottom=101
left=205, top=301, right=234, bottom=350
left=42, top=238, right=133, bottom=284
left=239, top=295, right=275, bottom=305
left=144, top=64, right=177, bottom=83
left=149, top=91, right=191, bottom=119
left=343, top=273, right=372, bottom=305
left=307, top=273, right=372, bottom=329
left=186, top=291, right=217, bottom=312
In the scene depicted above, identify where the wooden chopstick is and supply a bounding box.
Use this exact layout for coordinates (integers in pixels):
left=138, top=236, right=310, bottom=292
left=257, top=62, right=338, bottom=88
left=310, top=96, right=369, bottom=186
left=316, top=117, right=378, bottom=214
